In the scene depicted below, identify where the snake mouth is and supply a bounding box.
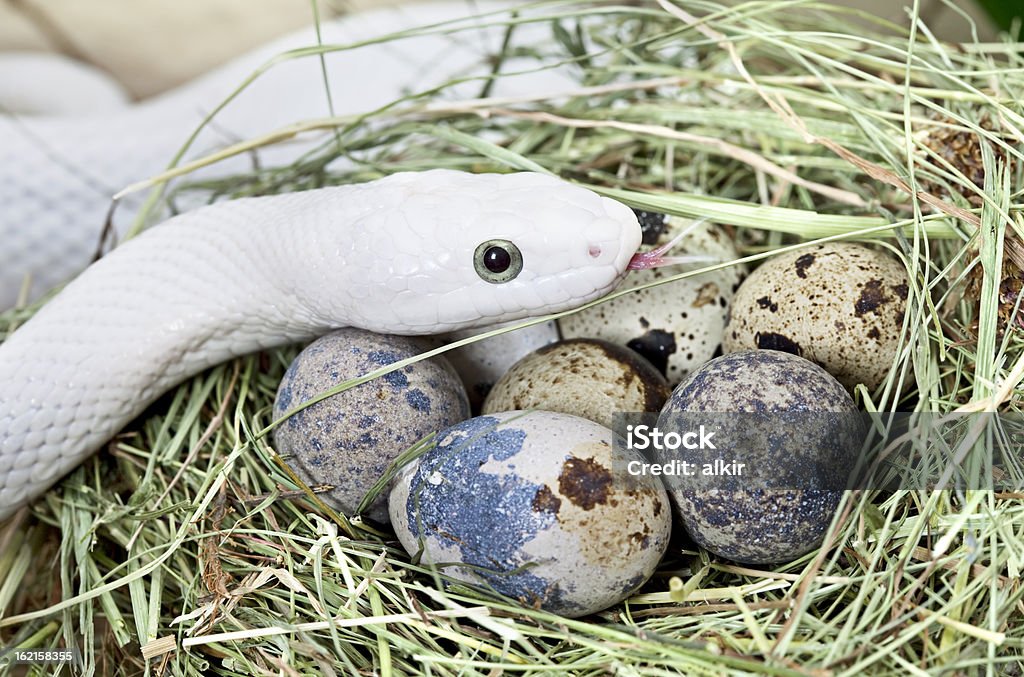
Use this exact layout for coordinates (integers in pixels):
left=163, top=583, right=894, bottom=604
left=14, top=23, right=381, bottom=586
left=628, top=249, right=719, bottom=271
left=627, top=219, right=720, bottom=270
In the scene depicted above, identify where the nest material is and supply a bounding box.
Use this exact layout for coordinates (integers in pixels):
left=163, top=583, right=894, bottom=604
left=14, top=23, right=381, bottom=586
left=921, top=115, right=1024, bottom=333
left=919, top=116, right=1002, bottom=207
left=2, top=1, right=1024, bottom=675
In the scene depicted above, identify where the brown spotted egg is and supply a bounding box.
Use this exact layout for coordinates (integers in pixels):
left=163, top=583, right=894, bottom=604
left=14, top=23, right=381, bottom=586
left=389, top=410, right=672, bottom=617
left=482, top=339, right=670, bottom=428
left=273, top=328, right=469, bottom=523
left=559, top=214, right=744, bottom=385
left=724, top=242, right=909, bottom=392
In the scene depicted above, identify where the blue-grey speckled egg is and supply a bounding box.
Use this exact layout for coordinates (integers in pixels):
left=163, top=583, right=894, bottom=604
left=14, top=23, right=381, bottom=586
left=656, top=350, right=860, bottom=564
left=389, top=411, right=671, bottom=617
left=273, top=328, right=469, bottom=523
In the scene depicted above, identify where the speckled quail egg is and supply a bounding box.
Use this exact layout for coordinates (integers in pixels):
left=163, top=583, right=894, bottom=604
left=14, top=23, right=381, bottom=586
left=656, top=350, right=861, bottom=564
left=482, top=338, right=669, bottom=428
left=442, top=320, right=560, bottom=411
left=389, top=410, right=672, bottom=617
left=273, top=328, right=470, bottom=523
left=724, top=242, right=909, bottom=392
left=559, top=214, right=744, bottom=385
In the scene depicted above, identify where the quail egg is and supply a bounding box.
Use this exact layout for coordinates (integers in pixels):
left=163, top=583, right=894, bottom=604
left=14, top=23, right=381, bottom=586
left=656, top=350, right=862, bottom=564
left=560, top=214, right=743, bottom=385
left=273, top=328, right=469, bottom=523
left=482, top=338, right=669, bottom=428
left=724, top=242, right=909, bottom=392
left=389, top=410, right=672, bottom=617
left=442, top=320, right=560, bottom=411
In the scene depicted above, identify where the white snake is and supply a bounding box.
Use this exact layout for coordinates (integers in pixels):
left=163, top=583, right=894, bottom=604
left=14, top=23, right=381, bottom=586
left=0, top=0, right=576, bottom=309
left=0, top=169, right=643, bottom=519
left=0, top=1, right=652, bottom=518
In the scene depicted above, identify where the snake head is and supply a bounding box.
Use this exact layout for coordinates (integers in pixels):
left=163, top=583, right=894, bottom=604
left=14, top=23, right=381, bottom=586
left=333, top=170, right=642, bottom=334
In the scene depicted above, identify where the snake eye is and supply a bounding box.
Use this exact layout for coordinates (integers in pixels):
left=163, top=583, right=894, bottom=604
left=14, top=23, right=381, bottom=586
left=474, top=239, right=523, bottom=284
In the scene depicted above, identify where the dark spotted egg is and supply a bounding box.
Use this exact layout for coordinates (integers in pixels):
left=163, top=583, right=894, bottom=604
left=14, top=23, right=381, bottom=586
left=273, top=328, right=469, bottom=523
left=657, top=350, right=861, bottom=564
left=389, top=411, right=671, bottom=617
left=724, top=242, right=909, bottom=392
left=559, top=215, right=744, bottom=386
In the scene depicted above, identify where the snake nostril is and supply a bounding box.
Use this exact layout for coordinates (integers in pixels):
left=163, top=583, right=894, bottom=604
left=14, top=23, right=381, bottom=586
left=588, top=245, right=602, bottom=259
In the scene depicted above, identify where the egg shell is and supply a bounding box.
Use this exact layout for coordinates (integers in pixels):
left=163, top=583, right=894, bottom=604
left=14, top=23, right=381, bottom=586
left=657, top=350, right=860, bottom=564
left=724, top=242, right=909, bottom=392
left=389, top=410, right=672, bottom=618
left=442, top=320, right=560, bottom=411
left=481, top=338, right=669, bottom=428
left=559, top=216, right=744, bottom=385
left=273, top=328, right=469, bottom=523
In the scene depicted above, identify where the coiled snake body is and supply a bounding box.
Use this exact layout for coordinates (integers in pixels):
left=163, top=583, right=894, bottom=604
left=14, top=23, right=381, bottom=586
left=0, top=2, right=636, bottom=518
left=0, top=169, right=642, bottom=519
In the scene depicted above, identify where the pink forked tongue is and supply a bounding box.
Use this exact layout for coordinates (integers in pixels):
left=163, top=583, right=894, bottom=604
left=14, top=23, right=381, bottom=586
left=627, top=219, right=719, bottom=270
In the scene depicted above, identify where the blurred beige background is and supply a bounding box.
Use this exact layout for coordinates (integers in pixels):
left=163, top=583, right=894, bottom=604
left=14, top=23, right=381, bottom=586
left=0, top=0, right=998, bottom=100
left=0, top=0, right=400, bottom=98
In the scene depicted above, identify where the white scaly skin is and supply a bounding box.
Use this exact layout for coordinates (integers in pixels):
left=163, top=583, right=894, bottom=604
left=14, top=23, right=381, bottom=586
left=0, top=0, right=575, bottom=308
left=0, top=169, right=642, bottom=519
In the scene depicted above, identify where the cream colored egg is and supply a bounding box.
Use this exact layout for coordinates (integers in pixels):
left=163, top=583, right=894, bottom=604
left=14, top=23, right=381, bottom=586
left=723, top=242, right=909, bottom=392
left=482, top=339, right=670, bottom=428
left=559, top=215, right=744, bottom=385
